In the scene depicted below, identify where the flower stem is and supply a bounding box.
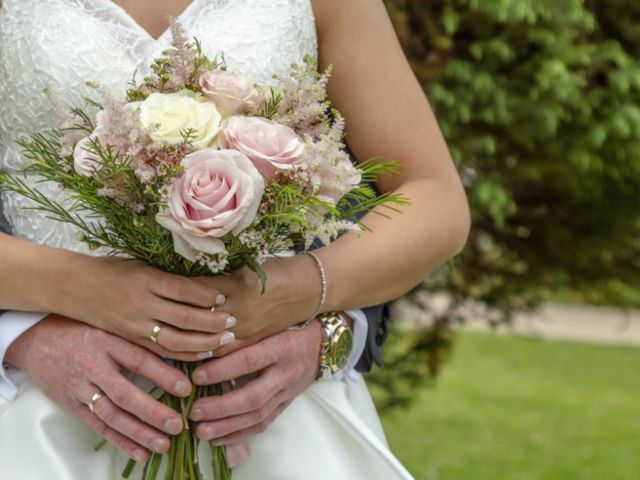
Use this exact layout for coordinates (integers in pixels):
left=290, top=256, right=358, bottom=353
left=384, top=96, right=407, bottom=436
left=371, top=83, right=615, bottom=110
left=163, top=434, right=177, bottom=480
left=145, top=453, right=163, bottom=480
left=95, top=438, right=108, bottom=451
left=121, top=459, right=136, bottom=478
left=175, top=430, right=186, bottom=480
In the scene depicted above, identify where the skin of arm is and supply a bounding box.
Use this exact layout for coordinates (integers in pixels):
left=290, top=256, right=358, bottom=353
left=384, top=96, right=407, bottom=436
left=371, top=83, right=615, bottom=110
left=0, top=233, right=236, bottom=361
left=205, top=0, right=471, bottom=352
left=0, top=0, right=469, bottom=354
left=309, top=0, right=470, bottom=310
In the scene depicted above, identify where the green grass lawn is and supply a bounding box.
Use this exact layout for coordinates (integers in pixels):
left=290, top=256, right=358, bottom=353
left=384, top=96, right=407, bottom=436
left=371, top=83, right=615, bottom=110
left=376, top=332, right=640, bottom=480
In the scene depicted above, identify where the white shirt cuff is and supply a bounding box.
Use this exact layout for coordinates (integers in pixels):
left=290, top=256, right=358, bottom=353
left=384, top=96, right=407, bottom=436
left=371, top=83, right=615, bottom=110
left=0, top=311, right=47, bottom=401
left=333, top=308, right=368, bottom=382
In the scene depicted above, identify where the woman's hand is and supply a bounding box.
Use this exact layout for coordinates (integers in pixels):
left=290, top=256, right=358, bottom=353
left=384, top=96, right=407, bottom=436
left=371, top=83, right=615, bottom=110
left=198, top=253, right=323, bottom=355
left=53, top=256, right=237, bottom=361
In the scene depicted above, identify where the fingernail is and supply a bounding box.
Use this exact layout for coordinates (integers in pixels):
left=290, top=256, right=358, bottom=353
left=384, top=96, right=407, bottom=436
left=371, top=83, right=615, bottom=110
left=133, top=449, right=148, bottom=462
left=151, top=438, right=167, bottom=453
left=216, top=294, right=226, bottom=305
left=197, top=350, right=214, bottom=359
left=225, top=316, right=237, bottom=328
left=174, top=380, right=191, bottom=396
left=193, top=370, right=208, bottom=385
left=200, top=426, right=215, bottom=440
left=190, top=408, right=204, bottom=421
left=220, top=331, right=235, bottom=346
left=163, top=417, right=183, bottom=435
left=211, top=439, right=224, bottom=446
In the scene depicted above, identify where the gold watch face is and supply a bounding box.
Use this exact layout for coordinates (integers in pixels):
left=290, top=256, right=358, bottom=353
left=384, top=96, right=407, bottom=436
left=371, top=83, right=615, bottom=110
left=329, top=327, right=353, bottom=372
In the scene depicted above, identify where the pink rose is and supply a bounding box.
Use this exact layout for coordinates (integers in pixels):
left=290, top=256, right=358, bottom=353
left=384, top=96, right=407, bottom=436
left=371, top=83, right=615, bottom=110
left=156, top=149, right=264, bottom=261
left=218, top=116, right=304, bottom=178
left=198, top=71, right=255, bottom=115
left=73, top=136, right=101, bottom=177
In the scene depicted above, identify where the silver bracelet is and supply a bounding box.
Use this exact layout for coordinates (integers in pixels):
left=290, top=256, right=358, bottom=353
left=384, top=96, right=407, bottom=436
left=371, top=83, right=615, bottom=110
left=288, top=251, right=327, bottom=331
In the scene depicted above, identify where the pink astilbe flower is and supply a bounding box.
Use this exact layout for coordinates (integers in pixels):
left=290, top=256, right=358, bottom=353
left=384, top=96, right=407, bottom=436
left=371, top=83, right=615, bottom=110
left=299, top=113, right=361, bottom=204
left=45, top=88, right=86, bottom=150
left=87, top=82, right=151, bottom=157
left=163, top=21, right=197, bottom=91
left=271, top=57, right=333, bottom=139
left=86, top=82, right=159, bottom=182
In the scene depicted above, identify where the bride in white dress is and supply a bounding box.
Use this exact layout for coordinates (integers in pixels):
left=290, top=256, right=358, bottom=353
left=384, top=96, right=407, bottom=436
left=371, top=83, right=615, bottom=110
left=0, top=0, right=470, bottom=478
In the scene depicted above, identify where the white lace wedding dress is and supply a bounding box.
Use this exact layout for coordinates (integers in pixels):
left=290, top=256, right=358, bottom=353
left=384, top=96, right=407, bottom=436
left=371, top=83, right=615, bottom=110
left=0, top=1, right=414, bottom=479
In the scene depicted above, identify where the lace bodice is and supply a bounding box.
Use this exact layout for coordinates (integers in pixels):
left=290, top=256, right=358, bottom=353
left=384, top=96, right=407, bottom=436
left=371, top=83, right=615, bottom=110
left=0, top=0, right=317, bottom=254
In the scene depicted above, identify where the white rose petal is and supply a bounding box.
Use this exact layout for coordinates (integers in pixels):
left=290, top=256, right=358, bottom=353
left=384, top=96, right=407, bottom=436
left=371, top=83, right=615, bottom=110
left=139, top=90, right=222, bottom=149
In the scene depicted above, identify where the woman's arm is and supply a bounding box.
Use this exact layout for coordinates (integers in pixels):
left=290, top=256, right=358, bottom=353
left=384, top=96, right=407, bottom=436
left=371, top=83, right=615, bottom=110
left=0, top=233, right=236, bottom=361
left=206, top=0, right=469, bottom=350
left=309, top=0, right=470, bottom=309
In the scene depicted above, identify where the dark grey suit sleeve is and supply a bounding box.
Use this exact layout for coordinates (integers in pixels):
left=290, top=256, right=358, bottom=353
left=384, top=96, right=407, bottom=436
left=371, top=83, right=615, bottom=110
left=354, top=304, right=389, bottom=373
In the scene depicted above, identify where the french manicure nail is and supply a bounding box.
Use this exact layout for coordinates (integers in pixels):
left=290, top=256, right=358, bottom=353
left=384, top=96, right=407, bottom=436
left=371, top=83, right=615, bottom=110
left=197, top=350, right=214, bottom=360
left=151, top=438, right=167, bottom=453
left=216, top=294, right=226, bottom=305
left=163, top=418, right=183, bottom=435
left=193, top=370, right=208, bottom=384
left=220, top=331, right=235, bottom=346
left=174, top=380, right=191, bottom=396
left=132, top=449, right=147, bottom=462
left=225, top=316, right=237, bottom=328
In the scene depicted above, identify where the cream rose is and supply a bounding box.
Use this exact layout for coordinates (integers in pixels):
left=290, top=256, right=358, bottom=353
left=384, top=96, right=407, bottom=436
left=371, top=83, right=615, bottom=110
left=139, top=90, right=222, bottom=149
left=218, top=116, right=304, bottom=178
left=156, top=149, right=264, bottom=261
left=198, top=70, right=256, bottom=116
left=73, top=135, right=101, bottom=177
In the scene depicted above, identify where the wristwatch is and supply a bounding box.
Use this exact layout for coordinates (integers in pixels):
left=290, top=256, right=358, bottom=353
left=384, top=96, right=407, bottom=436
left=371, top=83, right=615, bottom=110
left=316, top=311, right=353, bottom=379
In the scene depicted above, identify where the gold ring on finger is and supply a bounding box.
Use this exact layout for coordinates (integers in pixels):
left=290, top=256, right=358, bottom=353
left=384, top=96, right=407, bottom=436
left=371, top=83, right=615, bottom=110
left=150, top=324, right=164, bottom=344
left=88, top=390, right=104, bottom=414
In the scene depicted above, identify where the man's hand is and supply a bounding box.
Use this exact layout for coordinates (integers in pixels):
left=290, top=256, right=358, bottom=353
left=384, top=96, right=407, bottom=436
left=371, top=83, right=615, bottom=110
left=5, top=315, right=193, bottom=461
left=188, top=320, right=323, bottom=445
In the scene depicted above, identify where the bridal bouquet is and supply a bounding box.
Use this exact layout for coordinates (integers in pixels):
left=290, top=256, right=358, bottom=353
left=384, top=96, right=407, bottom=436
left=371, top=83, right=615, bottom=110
left=0, top=22, right=403, bottom=480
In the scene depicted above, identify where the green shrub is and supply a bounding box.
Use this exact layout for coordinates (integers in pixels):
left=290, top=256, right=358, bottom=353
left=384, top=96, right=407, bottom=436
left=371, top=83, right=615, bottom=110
left=386, top=0, right=640, bottom=311
left=372, top=1, right=640, bottom=399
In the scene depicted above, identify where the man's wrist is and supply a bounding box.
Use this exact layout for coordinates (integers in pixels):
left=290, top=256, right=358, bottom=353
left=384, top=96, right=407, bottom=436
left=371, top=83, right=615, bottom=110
left=4, top=313, right=55, bottom=370
left=316, top=312, right=354, bottom=379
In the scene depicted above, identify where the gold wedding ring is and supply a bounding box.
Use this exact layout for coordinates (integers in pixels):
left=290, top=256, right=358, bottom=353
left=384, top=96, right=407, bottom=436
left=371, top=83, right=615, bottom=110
left=150, top=324, right=164, bottom=344
left=88, top=391, right=104, bottom=414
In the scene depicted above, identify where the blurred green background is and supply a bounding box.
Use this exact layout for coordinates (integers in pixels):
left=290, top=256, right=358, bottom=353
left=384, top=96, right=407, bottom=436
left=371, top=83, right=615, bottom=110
left=373, top=1, right=640, bottom=478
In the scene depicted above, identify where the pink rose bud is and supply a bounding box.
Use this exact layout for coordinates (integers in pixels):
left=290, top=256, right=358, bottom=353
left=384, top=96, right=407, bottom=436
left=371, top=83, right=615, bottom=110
left=198, top=70, right=255, bottom=116
left=218, top=116, right=304, bottom=178
left=156, top=149, right=264, bottom=261
left=73, top=136, right=101, bottom=177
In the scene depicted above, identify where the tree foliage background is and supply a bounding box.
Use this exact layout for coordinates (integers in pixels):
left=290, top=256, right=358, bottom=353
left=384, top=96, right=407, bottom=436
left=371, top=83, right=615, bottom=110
left=373, top=0, right=640, bottom=407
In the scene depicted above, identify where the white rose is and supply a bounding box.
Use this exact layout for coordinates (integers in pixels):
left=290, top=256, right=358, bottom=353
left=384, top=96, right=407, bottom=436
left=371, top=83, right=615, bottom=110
left=139, top=89, right=222, bottom=149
